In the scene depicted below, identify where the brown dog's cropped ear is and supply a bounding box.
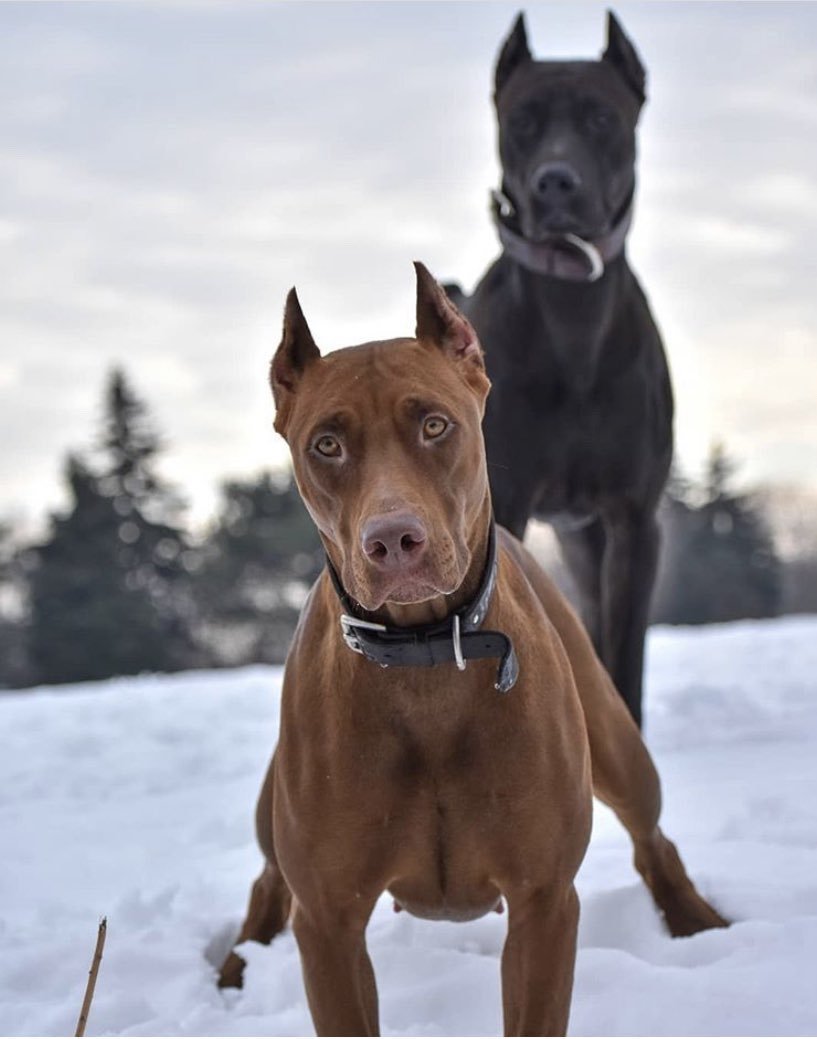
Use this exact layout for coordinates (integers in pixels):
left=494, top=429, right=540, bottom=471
left=495, top=12, right=531, bottom=98
left=414, top=261, right=484, bottom=372
left=270, top=288, right=320, bottom=432
left=603, top=11, right=646, bottom=103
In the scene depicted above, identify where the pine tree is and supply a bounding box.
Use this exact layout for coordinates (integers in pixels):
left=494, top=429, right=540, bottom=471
left=0, top=521, right=31, bottom=687
left=652, top=445, right=781, bottom=624
left=97, top=370, right=183, bottom=526
left=27, top=371, right=198, bottom=685
left=93, top=369, right=193, bottom=632
left=194, top=470, right=322, bottom=664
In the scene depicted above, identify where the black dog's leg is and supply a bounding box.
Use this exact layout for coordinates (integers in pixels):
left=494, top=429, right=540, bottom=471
left=554, top=519, right=606, bottom=650
left=600, top=509, right=660, bottom=728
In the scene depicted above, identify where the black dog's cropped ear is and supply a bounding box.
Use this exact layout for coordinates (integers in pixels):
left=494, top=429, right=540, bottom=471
left=414, top=261, right=484, bottom=373
left=603, top=11, right=646, bottom=102
left=495, top=12, right=532, bottom=97
left=270, top=288, right=320, bottom=432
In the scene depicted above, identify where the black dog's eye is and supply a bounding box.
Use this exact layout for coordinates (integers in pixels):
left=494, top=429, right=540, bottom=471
left=586, top=107, right=614, bottom=134
left=509, top=108, right=539, bottom=141
left=422, top=416, right=449, bottom=440
left=314, top=434, right=342, bottom=458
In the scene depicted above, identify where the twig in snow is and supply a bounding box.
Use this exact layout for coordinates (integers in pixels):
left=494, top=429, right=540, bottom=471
left=74, top=917, right=107, bottom=1038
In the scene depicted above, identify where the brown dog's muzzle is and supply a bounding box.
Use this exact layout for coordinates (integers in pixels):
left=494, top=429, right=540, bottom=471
left=348, top=500, right=464, bottom=611
left=360, top=511, right=429, bottom=573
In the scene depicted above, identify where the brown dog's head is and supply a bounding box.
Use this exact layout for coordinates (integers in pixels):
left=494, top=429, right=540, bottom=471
left=270, top=263, right=491, bottom=616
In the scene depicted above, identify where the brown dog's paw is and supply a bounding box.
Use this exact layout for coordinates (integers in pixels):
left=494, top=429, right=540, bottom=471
left=636, top=830, right=729, bottom=938
left=217, top=950, right=247, bottom=990
left=662, top=891, right=729, bottom=938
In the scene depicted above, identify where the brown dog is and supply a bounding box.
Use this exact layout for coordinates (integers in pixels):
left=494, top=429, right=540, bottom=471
left=218, top=263, right=726, bottom=1036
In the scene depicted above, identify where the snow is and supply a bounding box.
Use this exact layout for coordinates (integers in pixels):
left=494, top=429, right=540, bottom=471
left=2, top=616, right=817, bottom=1036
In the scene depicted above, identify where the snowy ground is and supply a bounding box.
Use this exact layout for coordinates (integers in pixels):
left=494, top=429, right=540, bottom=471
left=2, top=617, right=817, bottom=1037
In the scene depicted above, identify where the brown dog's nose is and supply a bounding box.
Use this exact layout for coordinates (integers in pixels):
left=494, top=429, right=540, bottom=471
left=361, top=511, right=428, bottom=570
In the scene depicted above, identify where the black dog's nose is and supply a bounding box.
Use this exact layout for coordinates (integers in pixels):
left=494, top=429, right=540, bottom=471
left=361, top=511, right=428, bottom=571
left=532, top=162, right=581, bottom=199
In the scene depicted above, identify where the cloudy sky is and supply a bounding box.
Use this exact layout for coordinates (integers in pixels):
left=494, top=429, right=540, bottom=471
left=2, top=1, right=816, bottom=531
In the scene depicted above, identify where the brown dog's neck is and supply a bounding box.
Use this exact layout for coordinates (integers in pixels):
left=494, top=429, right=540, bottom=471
left=376, top=596, right=456, bottom=629
left=321, top=497, right=518, bottom=693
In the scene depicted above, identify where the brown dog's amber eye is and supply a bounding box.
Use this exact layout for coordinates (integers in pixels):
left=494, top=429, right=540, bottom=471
left=314, top=434, right=341, bottom=457
left=422, top=416, right=449, bottom=440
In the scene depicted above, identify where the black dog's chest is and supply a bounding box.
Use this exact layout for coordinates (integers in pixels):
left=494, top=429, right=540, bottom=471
left=484, top=360, right=645, bottom=510
left=534, top=399, right=629, bottom=513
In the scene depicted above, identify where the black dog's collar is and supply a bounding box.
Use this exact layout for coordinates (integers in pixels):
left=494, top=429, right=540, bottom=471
left=490, top=189, right=633, bottom=283
left=326, top=523, right=519, bottom=693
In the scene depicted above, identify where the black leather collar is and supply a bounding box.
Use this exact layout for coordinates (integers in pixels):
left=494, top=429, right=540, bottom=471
left=326, top=523, right=519, bottom=693
left=490, top=188, right=633, bottom=283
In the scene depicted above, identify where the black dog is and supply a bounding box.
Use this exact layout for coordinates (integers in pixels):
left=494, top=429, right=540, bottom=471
left=452, top=11, right=672, bottom=728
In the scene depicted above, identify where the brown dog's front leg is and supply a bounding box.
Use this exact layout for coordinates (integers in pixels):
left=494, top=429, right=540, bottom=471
left=218, top=862, right=292, bottom=989
left=292, top=904, right=379, bottom=1037
left=501, top=885, right=580, bottom=1037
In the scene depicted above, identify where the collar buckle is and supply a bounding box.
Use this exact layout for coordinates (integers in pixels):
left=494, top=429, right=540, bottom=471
left=491, top=187, right=515, bottom=219
left=452, top=613, right=466, bottom=671
left=340, top=614, right=388, bottom=655
left=561, top=232, right=604, bottom=282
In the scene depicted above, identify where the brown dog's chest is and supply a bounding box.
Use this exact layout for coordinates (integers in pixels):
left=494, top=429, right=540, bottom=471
left=274, top=587, right=591, bottom=924
left=279, top=704, right=559, bottom=920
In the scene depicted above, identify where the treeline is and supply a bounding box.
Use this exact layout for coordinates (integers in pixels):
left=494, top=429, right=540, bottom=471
left=651, top=448, right=783, bottom=624
left=0, top=370, right=323, bottom=689
left=0, top=370, right=814, bottom=690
